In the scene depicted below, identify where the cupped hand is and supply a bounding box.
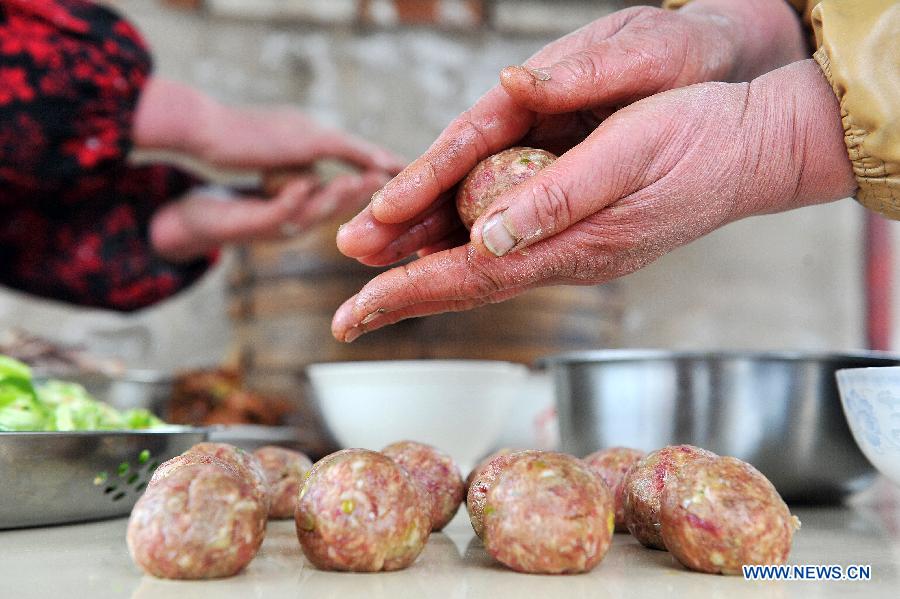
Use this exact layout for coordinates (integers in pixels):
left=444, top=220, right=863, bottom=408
left=150, top=170, right=390, bottom=263
left=336, top=0, right=806, bottom=265
left=194, top=106, right=407, bottom=175
left=331, top=60, right=856, bottom=342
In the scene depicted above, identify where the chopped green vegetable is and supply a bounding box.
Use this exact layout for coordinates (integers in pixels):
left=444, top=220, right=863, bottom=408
left=0, top=355, right=166, bottom=431
left=0, top=357, right=50, bottom=431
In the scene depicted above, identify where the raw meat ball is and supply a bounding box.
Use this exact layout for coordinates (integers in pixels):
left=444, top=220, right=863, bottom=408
left=465, top=448, right=514, bottom=494
left=253, top=446, right=314, bottom=519
left=482, top=452, right=614, bottom=574
left=295, top=449, right=430, bottom=572
left=382, top=440, right=464, bottom=531
left=187, top=442, right=271, bottom=513
left=127, top=463, right=266, bottom=579
left=660, top=456, right=800, bottom=575
left=466, top=449, right=541, bottom=539
left=583, top=447, right=645, bottom=532
left=622, top=444, right=718, bottom=549
left=455, top=147, right=557, bottom=229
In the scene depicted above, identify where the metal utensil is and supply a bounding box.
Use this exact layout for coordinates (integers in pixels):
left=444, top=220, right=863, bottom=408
left=542, top=350, right=900, bottom=503
left=0, top=428, right=206, bottom=529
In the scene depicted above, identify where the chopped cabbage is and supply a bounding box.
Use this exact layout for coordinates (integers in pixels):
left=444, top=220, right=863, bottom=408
left=0, top=356, right=164, bottom=431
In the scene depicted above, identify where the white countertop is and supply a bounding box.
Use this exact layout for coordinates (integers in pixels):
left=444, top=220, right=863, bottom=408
left=2, top=480, right=900, bottom=599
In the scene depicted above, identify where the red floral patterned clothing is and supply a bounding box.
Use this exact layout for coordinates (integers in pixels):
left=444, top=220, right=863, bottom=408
left=0, top=0, right=211, bottom=311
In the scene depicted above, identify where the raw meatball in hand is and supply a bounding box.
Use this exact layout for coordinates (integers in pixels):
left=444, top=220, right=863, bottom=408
left=253, top=446, right=314, bottom=519
left=295, top=449, right=431, bottom=572
left=381, top=441, right=465, bottom=532
left=584, top=447, right=645, bottom=532
left=455, top=147, right=556, bottom=231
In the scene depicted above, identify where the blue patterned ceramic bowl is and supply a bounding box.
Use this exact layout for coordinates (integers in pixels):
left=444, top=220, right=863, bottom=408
left=836, top=367, right=900, bottom=487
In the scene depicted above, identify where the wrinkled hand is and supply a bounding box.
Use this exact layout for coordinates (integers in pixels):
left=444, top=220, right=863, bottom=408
left=193, top=105, right=406, bottom=175
left=134, top=77, right=406, bottom=176
left=336, top=1, right=805, bottom=266
left=150, top=170, right=390, bottom=263
left=331, top=60, right=856, bottom=342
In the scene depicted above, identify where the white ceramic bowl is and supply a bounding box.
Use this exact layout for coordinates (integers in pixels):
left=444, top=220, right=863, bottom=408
left=836, top=366, right=900, bottom=487
left=306, top=360, right=528, bottom=471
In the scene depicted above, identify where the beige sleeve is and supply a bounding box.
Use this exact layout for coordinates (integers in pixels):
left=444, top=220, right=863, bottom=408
left=663, top=0, right=812, bottom=22
left=811, top=0, right=900, bottom=218
left=664, top=0, right=900, bottom=217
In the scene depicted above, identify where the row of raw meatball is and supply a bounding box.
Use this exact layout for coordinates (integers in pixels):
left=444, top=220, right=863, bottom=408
left=127, top=442, right=314, bottom=579
left=466, top=444, right=801, bottom=575
left=126, top=440, right=462, bottom=578
left=127, top=439, right=800, bottom=579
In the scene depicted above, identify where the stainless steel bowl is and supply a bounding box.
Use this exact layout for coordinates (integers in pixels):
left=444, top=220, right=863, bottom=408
left=543, top=350, right=900, bottom=503
left=0, top=428, right=206, bottom=529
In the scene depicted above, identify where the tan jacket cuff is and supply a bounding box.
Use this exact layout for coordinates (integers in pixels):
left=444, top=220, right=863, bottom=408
left=812, top=0, right=900, bottom=218
left=664, top=0, right=812, bottom=22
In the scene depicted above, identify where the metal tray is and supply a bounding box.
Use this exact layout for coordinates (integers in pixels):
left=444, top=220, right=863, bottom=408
left=0, top=427, right=207, bottom=529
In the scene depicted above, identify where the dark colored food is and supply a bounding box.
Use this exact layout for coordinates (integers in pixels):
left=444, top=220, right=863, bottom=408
left=382, top=440, right=464, bottom=532
left=467, top=449, right=541, bottom=539
left=0, top=328, right=124, bottom=376
left=455, top=147, right=557, bottom=229
left=167, top=368, right=293, bottom=426
left=660, top=456, right=801, bottom=575
left=253, top=445, right=314, bottom=519
left=623, top=444, right=718, bottom=549
left=465, top=448, right=514, bottom=493
left=295, top=449, right=430, bottom=572
left=584, top=447, right=646, bottom=532
left=127, top=463, right=266, bottom=579
left=482, top=452, right=615, bottom=574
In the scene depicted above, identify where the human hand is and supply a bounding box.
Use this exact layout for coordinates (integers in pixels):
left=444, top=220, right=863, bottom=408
left=336, top=0, right=806, bottom=265
left=134, top=78, right=406, bottom=175
left=331, top=60, right=855, bottom=342
left=149, top=170, right=390, bottom=263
